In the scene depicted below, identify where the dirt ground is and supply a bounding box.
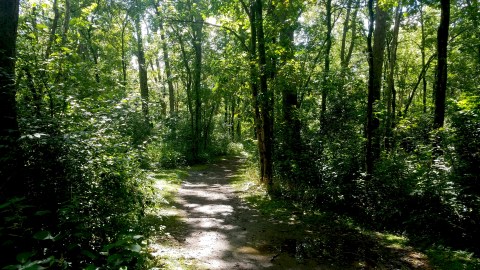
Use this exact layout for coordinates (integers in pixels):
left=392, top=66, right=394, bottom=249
left=150, top=157, right=432, bottom=270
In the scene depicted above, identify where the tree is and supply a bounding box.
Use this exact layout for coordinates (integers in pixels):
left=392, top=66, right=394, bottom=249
left=433, top=0, right=450, bottom=129
left=160, top=22, right=176, bottom=115
left=192, top=0, right=204, bottom=161
left=385, top=3, right=402, bottom=150
left=239, top=0, right=273, bottom=189
left=0, top=0, right=20, bottom=194
left=255, top=0, right=274, bottom=189
left=133, top=1, right=151, bottom=126
left=340, top=0, right=360, bottom=71
left=321, top=0, right=333, bottom=126
left=366, top=0, right=388, bottom=175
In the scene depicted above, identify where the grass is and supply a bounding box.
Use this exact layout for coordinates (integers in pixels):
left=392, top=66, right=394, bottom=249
left=426, top=246, right=480, bottom=270
left=140, top=167, right=195, bottom=269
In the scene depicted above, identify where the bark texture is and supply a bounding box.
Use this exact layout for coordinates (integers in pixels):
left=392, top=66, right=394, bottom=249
left=0, top=0, right=20, bottom=194
left=433, top=0, right=450, bottom=129
left=366, top=0, right=388, bottom=175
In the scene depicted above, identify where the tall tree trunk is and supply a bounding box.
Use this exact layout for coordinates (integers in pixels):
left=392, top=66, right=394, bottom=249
left=135, top=13, right=150, bottom=126
left=160, top=22, right=176, bottom=115
left=152, top=2, right=176, bottom=115
left=366, top=0, right=388, bottom=175
left=385, top=4, right=401, bottom=150
left=45, top=0, right=60, bottom=59
left=321, top=0, right=332, bottom=126
left=35, top=0, right=61, bottom=116
left=341, top=0, right=360, bottom=71
left=62, top=0, right=71, bottom=43
left=0, top=0, right=20, bottom=194
left=175, top=26, right=194, bottom=151
left=255, top=0, right=273, bottom=190
left=192, top=10, right=203, bottom=159
left=121, top=11, right=129, bottom=88
left=231, top=98, right=236, bottom=140
left=240, top=0, right=264, bottom=182
left=419, top=4, right=428, bottom=113
left=340, top=0, right=353, bottom=68
left=433, top=0, right=450, bottom=129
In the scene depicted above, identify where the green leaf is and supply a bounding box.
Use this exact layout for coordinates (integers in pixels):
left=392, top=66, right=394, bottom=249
left=81, top=249, right=98, bottom=260
left=16, top=252, right=34, bottom=264
left=0, top=197, right=24, bottom=210
left=23, top=263, right=46, bottom=270
left=126, top=244, right=141, bottom=253
left=34, top=210, right=51, bottom=216
left=132, top=235, right=143, bottom=240
left=36, top=23, right=48, bottom=31
left=33, top=231, right=54, bottom=241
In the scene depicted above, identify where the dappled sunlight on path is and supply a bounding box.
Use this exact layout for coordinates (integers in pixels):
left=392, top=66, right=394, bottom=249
left=150, top=157, right=433, bottom=270
left=151, top=157, right=278, bottom=269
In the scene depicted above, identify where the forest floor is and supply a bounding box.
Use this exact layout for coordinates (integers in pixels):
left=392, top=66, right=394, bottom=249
left=147, top=156, right=438, bottom=269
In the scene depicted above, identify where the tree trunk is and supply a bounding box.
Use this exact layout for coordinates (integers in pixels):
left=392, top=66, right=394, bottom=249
left=366, top=0, right=388, bottom=175
left=340, top=0, right=353, bottom=68
left=62, top=0, right=71, bottom=43
left=121, top=12, right=129, bottom=87
left=0, top=0, right=20, bottom=194
left=419, top=4, right=428, bottom=113
left=231, top=98, right=236, bottom=140
left=176, top=27, right=195, bottom=154
left=135, top=13, right=150, bottom=126
left=160, top=22, right=176, bottom=116
left=321, top=0, right=332, bottom=126
left=192, top=10, right=203, bottom=159
left=255, top=0, right=273, bottom=190
left=241, top=0, right=265, bottom=182
left=433, top=0, right=450, bottom=129
left=341, top=0, right=360, bottom=70
left=45, top=0, right=60, bottom=59
left=385, top=4, right=401, bottom=150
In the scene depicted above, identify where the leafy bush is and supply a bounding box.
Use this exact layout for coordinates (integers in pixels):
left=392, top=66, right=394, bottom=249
left=1, top=94, right=158, bottom=269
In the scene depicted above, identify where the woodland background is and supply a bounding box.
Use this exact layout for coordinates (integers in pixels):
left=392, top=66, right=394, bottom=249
left=0, top=0, right=479, bottom=268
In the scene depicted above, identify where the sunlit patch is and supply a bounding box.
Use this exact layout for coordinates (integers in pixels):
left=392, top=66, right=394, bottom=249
left=236, top=246, right=261, bottom=255
left=402, top=252, right=429, bottom=268
left=193, top=204, right=233, bottom=215
left=355, top=261, right=367, bottom=267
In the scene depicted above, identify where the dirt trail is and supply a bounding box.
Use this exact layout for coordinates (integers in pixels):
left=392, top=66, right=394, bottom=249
left=152, top=157, right=432, bottom=270
left=152, top=157, right=323, bottom=269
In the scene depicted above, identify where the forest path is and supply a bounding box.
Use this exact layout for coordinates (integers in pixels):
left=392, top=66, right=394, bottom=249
left=151, top=156, right=432, bottom=270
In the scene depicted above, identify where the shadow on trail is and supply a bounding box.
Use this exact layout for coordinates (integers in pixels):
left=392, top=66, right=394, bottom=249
left=162, top=157, right=432, bottom=269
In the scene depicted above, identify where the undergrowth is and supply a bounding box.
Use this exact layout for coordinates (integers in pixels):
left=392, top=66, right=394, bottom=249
left=232, top=159, right=480, bottom=270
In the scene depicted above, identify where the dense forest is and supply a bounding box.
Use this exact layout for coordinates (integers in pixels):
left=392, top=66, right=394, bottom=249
left=0, top=0, right=479, bottom=268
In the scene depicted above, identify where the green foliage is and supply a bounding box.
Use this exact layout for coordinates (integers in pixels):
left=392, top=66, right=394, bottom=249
left=426, top=246, right=480, bottom=270
left=3, top=0, right=479, bottom=267
left=226, top=142, right=245, bottom=156
left=144, top=139, right=187, bottom=169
